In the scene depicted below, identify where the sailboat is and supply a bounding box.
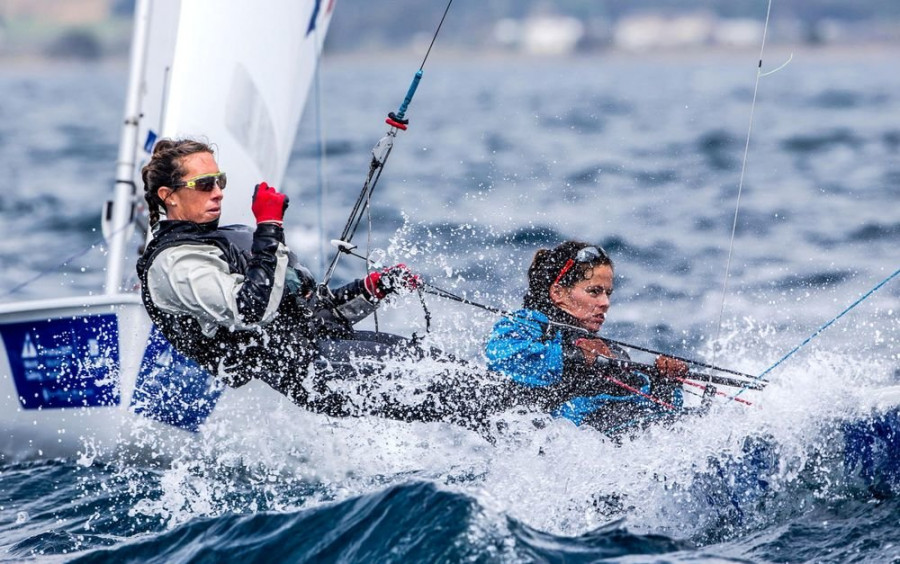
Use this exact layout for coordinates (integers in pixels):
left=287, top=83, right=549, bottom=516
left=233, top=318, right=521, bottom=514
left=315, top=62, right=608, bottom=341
left=2, top=2, right=897, bottom=507
left=0, top=0, right=335, bottom=461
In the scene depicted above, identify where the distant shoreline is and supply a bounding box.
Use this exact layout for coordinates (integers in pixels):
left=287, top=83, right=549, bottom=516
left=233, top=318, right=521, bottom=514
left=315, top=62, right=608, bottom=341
left=2, top=41, right=897, bottom=69
left=322, top=41, right=899, bottom=63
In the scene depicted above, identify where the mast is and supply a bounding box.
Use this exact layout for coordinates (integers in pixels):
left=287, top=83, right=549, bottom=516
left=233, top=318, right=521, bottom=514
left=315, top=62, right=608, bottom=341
left=104, top=0, right=152, bottom=294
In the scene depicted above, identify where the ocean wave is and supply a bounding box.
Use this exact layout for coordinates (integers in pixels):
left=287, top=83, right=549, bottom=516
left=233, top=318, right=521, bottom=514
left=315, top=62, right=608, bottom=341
left=781, top=128, right=863, bottom=154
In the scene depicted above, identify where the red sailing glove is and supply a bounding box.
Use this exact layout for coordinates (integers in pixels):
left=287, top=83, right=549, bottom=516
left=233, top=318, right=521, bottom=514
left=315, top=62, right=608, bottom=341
left=252, top=182, right=290, bottom=225
left=655, top=355, right=689, bottom=379
left=363, top=264, right=420, bottom=300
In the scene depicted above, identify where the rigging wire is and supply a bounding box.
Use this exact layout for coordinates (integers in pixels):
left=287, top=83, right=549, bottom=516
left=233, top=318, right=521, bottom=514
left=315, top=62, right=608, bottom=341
left=711, top=0, right=775, bottom=366
left=319, top=0, right=454, bottom=291
left=366, top=186, right=378, bottom=332
left=332, top=247, right=757, bottom=388
left=718, top=267, right=900, bottom=403
left=0, top=222, right=134, bottom=300
left=419, top=0, right=453, bottom=72
left=758, top=267, right=899, bottom=380
left=312, top=26, right=329, bottom=278
left=414, top=254, right=897, bottom=404
left=420, top=280, right=760, bottom=383
left=703, top=0, right=896, bottom=400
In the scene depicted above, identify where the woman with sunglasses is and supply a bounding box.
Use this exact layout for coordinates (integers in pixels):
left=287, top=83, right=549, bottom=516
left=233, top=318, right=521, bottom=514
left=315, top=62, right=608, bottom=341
left=485, top=240, right=687, bottom=432
left=135, top=139, right=498, bottom=426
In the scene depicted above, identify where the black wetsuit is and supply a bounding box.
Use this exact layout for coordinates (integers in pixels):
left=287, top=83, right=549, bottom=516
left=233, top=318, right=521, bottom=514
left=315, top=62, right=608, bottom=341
left=137, top=219, right=515, bottom=433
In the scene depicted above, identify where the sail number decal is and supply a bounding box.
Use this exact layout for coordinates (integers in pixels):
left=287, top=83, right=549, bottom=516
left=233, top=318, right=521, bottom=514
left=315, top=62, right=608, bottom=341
left=0, top=315, right=121, bottom=409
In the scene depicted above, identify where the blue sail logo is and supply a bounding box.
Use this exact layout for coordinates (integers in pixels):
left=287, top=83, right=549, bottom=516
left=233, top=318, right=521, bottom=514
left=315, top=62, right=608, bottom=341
left=21, top=332, right=37, bottom=359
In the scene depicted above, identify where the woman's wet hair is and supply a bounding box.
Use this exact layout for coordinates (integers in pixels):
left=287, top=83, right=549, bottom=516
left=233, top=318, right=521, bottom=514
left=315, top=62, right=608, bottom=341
left=141, top=138, right=214, bottom=226
left=523, top=240, right=614, bottom=312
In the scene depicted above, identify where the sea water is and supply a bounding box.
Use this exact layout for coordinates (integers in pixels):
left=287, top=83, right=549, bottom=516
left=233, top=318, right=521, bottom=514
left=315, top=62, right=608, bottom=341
left=1, top=47, right=899, bottom=562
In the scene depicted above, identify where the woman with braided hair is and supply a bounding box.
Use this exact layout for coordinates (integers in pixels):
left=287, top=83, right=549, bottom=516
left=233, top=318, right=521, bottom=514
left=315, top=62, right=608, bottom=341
left=137, top=138, right=511, bottom=433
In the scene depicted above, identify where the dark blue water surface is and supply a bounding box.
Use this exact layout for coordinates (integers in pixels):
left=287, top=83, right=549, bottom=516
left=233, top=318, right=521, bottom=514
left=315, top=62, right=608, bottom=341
left=2, top=45, right=899, bottom=562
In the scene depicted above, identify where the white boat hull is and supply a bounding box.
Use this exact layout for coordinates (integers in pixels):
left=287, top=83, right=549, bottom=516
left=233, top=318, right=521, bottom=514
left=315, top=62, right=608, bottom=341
left=0, top=295, right=224, bottom=461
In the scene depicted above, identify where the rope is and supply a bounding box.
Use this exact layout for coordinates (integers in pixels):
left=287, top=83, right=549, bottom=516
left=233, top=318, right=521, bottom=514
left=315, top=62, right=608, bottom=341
left=756, top=267, right=900, bottom=382
left=601, top=371, right=677, bottom=410
left=712, top=0, right=775, bottom=366
left=712, top=266, right=900, bottom=404
left=674, top=376, right=753, bottom=406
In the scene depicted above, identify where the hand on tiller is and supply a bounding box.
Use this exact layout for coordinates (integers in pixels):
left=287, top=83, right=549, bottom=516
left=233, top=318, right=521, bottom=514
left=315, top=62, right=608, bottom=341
left=575, top=338, right=612, bottom=365
left=655, top=355, right=689, bottom=378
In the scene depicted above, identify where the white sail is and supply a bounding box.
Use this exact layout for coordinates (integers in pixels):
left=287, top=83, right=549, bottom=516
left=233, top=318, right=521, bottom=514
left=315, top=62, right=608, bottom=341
left=104, top=0, right=333, bottom=289
left=144, top=0, right=332, bottom=226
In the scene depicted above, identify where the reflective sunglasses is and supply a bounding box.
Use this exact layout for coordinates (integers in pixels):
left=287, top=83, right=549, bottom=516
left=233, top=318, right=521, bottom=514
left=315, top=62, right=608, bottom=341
left=172, top=171, right=227, bottom=192
left=552, top=245, right=608, bottom=287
